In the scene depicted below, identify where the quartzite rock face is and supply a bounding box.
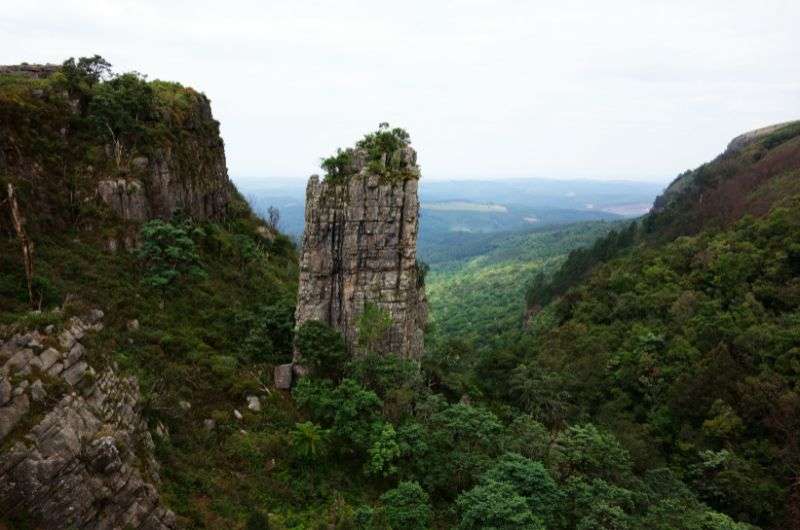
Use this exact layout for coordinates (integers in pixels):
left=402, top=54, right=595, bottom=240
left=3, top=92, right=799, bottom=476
left=95, top=97, right=232, bottom=224
left=0, top=312, right=175, bottom=529
left=0, top=63, right=232, bottom=230
left=295, top=148, right=427, bottom=359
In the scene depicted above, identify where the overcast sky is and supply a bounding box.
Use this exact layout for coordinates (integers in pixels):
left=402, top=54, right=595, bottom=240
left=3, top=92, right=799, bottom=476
left=2, top=0, right=798, bottom=183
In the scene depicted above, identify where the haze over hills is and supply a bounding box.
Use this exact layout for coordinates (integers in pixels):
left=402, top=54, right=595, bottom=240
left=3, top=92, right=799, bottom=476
left=238, top=176, right=665, bottom=262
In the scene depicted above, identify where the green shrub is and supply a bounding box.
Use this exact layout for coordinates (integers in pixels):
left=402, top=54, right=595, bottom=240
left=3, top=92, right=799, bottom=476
left=456, top=480, right=544, bottom=530
left=137, top=219, right=206, bottom=290
left=295, top=320, right=348, bottom=379
left=380, top=481, right=431, bottom=530
left=291, top=421, right=329, bottom=462
left=356, top=303, right=392, bottom=354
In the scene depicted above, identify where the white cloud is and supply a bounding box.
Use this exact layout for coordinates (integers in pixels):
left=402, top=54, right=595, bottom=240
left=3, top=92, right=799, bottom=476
left=1, top=0, right=798, bottom=182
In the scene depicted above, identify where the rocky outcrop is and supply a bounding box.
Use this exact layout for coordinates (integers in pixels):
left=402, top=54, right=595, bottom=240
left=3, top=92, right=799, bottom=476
left=1, top=62, right=233, bottom=238
left=96, top=101, right=233, bottom=224
left=725, top=121, right=797, bottom=154
left=295, top=147, right=427, bottom=361
left=0, top=63, right=59, bottom=79
left=0, top=311, right=175, bottom=529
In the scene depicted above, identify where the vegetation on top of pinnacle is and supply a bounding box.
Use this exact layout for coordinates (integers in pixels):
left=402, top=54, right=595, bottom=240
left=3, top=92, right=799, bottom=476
left=320, top=122, right=420, bottom=185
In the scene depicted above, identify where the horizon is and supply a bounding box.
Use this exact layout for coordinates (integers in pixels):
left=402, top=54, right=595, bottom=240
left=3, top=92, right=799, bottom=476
left=2, top=1, right=798, bottom=183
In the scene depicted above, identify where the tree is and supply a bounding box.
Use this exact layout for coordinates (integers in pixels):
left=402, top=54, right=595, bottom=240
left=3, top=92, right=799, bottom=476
left=291, top=421, right=328, bottom=461
left=267, top=206, right=280, bottom=230
left=480, top=453, right=563, bottom=524
left=137, top=219, right=205, bottom=291
left=551, top=424, right=633, bottom=483
left=421, top=402, right=505, bottom=494
left=456, top=480, right=544, bottom=530
left=380, top=481, right=431, bottom=530
left=61, top=55, right=112, bottom=88
left=367, top=423, right=401, bottom=477
left=292, top=378, right=382, bottom=451
left=295, top=320, right=348, bottom=379
left=356, top=302, right=393, bottom=354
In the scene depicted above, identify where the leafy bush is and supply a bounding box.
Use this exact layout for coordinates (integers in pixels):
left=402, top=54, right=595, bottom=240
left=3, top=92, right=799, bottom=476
left=366, top=422, right=401, bottom=477
left=456, top=480, right=544, bottom=530
left=291, top=421, right=329, bottom=462
left=292, top=378, right=382, bottom=451
left=480, top=453, right=563, bottom=524
left=356, top=302, right=392, bottom=354
left=295, top=320, right=348, bottom=379
left=137, top=219, right=206, bottom=290
left=320, top=123, right=418, bottom=183
left=379, top=481, right=431, bottom=530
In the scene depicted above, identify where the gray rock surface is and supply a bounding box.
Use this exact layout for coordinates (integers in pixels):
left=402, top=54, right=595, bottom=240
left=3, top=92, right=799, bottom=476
left=274, top=363, right=293, bottom=389
left=0, top=63, right=59, bottom=79
left=0, top=310, right=175, bottom=529
left=295, top=150, right=427, bottom=359
left=95, top=97, right=232, bottom=224
left=246, top=395, right=261, bottom=412
left=726, top=121, right=797, bottom=153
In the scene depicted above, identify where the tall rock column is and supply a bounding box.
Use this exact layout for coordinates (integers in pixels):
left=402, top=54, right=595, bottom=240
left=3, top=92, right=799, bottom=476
left=295, top=147, right=427, bottom=360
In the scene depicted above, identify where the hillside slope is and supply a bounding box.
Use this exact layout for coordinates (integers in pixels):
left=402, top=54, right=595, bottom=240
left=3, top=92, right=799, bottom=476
left=1, top=59, right=299, bottom=528
left=510, top=122, right=800, bottom=529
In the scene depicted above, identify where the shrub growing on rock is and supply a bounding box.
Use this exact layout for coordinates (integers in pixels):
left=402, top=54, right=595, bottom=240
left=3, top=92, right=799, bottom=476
left=295, top=320, right=348, bottom=379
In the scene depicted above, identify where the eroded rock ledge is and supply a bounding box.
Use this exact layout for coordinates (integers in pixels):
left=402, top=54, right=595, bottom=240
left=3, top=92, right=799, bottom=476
left=0, top=311, right=175, bottom=529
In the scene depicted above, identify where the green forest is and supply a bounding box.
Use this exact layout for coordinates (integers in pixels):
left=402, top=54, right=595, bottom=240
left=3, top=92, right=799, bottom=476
left=2, top=57, right=800, bottom=530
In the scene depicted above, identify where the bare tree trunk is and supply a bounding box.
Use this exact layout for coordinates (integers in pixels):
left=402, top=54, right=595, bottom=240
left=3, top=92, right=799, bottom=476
left=7, top=183, right=35, bottom=307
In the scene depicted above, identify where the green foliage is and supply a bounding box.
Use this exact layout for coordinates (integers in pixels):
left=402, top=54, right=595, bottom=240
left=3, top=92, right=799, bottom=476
left=88, top=72, right=158, bottom=151
left=237, top=299, right=295, bottom=363
left=761, top=121, right=800, bottom=150
left=517, top=198, right=800, bottom=527
left=418, top=402, right=505, bottom=494
left=551, top=424, right=633, bottom=483
left=525, top=220, right=637, bottom=309
left=366, top=423, right=401, bottom=477
left=426, top=221, right=619, bottom=348
left=59, top=55, right=111, bottom=94
left=295, top=320, right=348, bottom=379
left=480, top=453, right=562, bottom=524
left=379, top=481, right=431, bottom=530
left=137, top=219, right=206, bottom=290
left=320, top=148, right=353, bottom=183
left=291, top=421, right=329, bottom=462
left=356, top=302, right=393, bottom=354
left=245, top=511, right=270, bottom=530
left=320, top=123, right=417, bottom=183
left=456, top=480, right=544, bottom=530
left=292, top=378, right=383, bottom=450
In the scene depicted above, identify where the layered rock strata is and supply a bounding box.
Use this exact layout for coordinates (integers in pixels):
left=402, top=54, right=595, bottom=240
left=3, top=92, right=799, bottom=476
left=0, top=311, right=175, bottom=529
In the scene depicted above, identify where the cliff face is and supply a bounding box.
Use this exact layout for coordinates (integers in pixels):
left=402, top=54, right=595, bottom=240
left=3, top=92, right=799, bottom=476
left=94, top=96, right=232, bottom=225
left=0, top=63, right=232, bottom=247
left=1, top=61, right=236, bottom=527
left=0, top=310, right=175, bottom=529
left=295, top=148, right=427, bottom=360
